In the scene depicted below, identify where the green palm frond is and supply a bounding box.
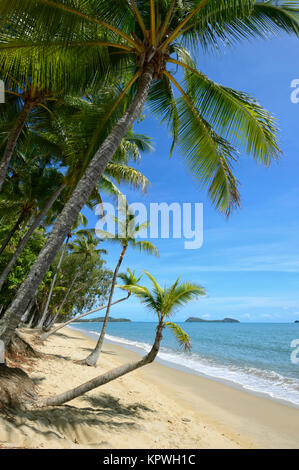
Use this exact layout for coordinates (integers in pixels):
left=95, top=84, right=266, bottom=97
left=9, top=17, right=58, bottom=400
left=122, top=271, right=205, bottom=331
left=130, top=240, right=159, bottom=257
left=181, top=67, right=280, bottom=164
left=98, top=175, right=127, bottom=204
left=164, top=321, right=192, bottom=351
left=179, top=1, right=299, bottom=51
left=1, top=0, right=298, bottom=219
left=105, top=163, right=150, bottom=193
left=69, top=230, right=106, bottom=258
left=96, top=202, right=158, bottom=255
left=95, top=228, right=117, bottom=240
left=143, top=270, right=163, bottom=297
left=117, top=267, right=143, bottom=287
left=125, top=131, right=154, bottom=154
left=164, top=282, right=206, bottom=317
left=119, top=284, right=155, bottom=306
left=147, top=74, right=180, bottom=156
left=176, top=92, right=241, bottom=216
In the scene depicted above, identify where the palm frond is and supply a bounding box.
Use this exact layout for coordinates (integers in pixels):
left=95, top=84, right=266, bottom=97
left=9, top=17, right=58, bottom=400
left=180, top=1, right=299, bottom=51
left=147, top=74, right=179, bottom=156
left=105, top=163, right=150, bottom=193
left=117, top=267, right=143, bottom=286
left=164, top=321, right=192, bottom=351
left=165, top=71, right=241, bottom=215
left=130, top=240, right=159, bottom=257
left=176, top=61, right=280, bottom=165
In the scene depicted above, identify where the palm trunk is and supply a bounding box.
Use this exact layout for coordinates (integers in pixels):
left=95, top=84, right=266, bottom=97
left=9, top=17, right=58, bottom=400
left=36, top=255, right=87, bottom=330
left=39, top=322, right=164, bottom=408
left=0, top=184, right=65, bottom=291
left=20, top=298, right=35, bottom=324
left=27, top=311, right=35, bottom=329
left=0, top=102, right=34, bottom=191
left=39, top=231, right=70, bottom=329
left=40, top=293, right=130, bottom=341
left=0, top=208, right=29, bottom=257
left=0, top=65, right=154, bottom=348
left=43, top=311, right=59, bottom=331
left=81, top=244, right=128, bottom=366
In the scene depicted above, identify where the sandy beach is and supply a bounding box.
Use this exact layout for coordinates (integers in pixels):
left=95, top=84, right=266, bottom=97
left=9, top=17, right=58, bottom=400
left=0, top=326, right=298, bottom=449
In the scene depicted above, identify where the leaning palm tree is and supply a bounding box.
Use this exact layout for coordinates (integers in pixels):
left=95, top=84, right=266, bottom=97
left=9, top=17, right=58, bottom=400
left=0, top=38, right=110, bottom=190
left=40, top=268, right=142, bottom=341
left=0, top=80, right=52, bottom=191
left=1, top=1, right=299, bottom=346
left=0, top=159, right=66, bottom=290
left=0, top=136, right=64, bottom=258
left=81, top=208, right=159, bottom=366
left=37, top=272, right=205, bottom=407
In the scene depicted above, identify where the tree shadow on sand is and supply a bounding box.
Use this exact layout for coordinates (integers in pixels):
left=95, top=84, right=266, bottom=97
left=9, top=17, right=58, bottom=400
left=79, top=346, right=117, bottom=356
left=81, top=393, right=153, bottom=416
left=0, top=392, right=155, bottom=446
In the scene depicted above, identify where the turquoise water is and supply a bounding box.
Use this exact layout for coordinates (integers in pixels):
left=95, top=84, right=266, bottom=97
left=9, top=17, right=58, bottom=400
left=71, top=321, right=299, bottom=406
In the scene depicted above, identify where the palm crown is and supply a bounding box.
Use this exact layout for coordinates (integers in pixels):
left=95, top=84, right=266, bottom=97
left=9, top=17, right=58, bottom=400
left=69, top=230, right=107, bottom=260
left=1, top=1, right=299, bottom=213
left=96, top=202, right=159, bottom=256
left=117, top=267, right=143, bottom=290
left=120, top=270, right=206, bottom=350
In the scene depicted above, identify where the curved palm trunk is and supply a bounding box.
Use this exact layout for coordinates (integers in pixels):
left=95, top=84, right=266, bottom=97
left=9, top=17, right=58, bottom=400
left=0, top=184, right=65, bottom=291
left=39, top=322, right=164, bottom=408
left=0, top=102, right=34, bottom=192
left=40, top=293, right=130, bottom=341
left=0, top=65, right=154, bottom=348
left=81, top=244, right=128, bottom=366
left=0, top=208, right=29, bottom=257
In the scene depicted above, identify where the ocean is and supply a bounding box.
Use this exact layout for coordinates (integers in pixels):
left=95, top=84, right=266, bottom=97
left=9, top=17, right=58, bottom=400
left=70, top=321, right=299, bottom=407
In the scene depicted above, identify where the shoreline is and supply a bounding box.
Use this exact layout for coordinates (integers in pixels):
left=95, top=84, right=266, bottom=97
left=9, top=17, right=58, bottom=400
left=70, top=323, right=299, bottom=410
left=0, top=326, right=298, bottom=449
left=67, top=326, right=299, bottom=448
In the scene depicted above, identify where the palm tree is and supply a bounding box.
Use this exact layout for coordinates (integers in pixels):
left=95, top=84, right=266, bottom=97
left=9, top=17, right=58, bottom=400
left=1, top=0, right=299, bottom=346
left=0, top=82, right=40, bottom=191
left=36, top=231, right=106, bottom=329
left=40, top=268, right=142, bottom=341
left=55, top=91, right=153, bottom=196
left=0, top=147, right=66, bottom=289
left=0, top=183, right=65, bottom=292
left=0, top=29, right=112, bottom=190
left=0, top=91, right=151, bottom=332
left=0, top=136, right=63, bottom=255
left=38, top=271, right=205, bottom=407
left=81, top=207, right=159, bottom=366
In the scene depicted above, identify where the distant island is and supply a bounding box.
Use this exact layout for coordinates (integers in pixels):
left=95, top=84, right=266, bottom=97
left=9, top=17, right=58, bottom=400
left=295, top=320, right=299, bottom=323
left=186, top=317, right=240, bottom=323
left=74, top=317, right=131, bottom=323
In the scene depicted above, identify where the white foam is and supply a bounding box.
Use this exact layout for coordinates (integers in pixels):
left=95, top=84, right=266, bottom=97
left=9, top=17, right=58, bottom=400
left=104, top=333, right=299, bottom=406
left=71, top=325, right=299, bottom=406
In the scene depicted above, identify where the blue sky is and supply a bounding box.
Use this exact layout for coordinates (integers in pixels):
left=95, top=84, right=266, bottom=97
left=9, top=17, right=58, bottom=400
left=84, top=33, right=299, bottom=323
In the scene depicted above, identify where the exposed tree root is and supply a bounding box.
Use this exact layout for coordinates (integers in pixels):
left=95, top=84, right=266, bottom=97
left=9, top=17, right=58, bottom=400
left=0, top=364, right=37, bottom=410
left=6, top=332, right=40, bottom=361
